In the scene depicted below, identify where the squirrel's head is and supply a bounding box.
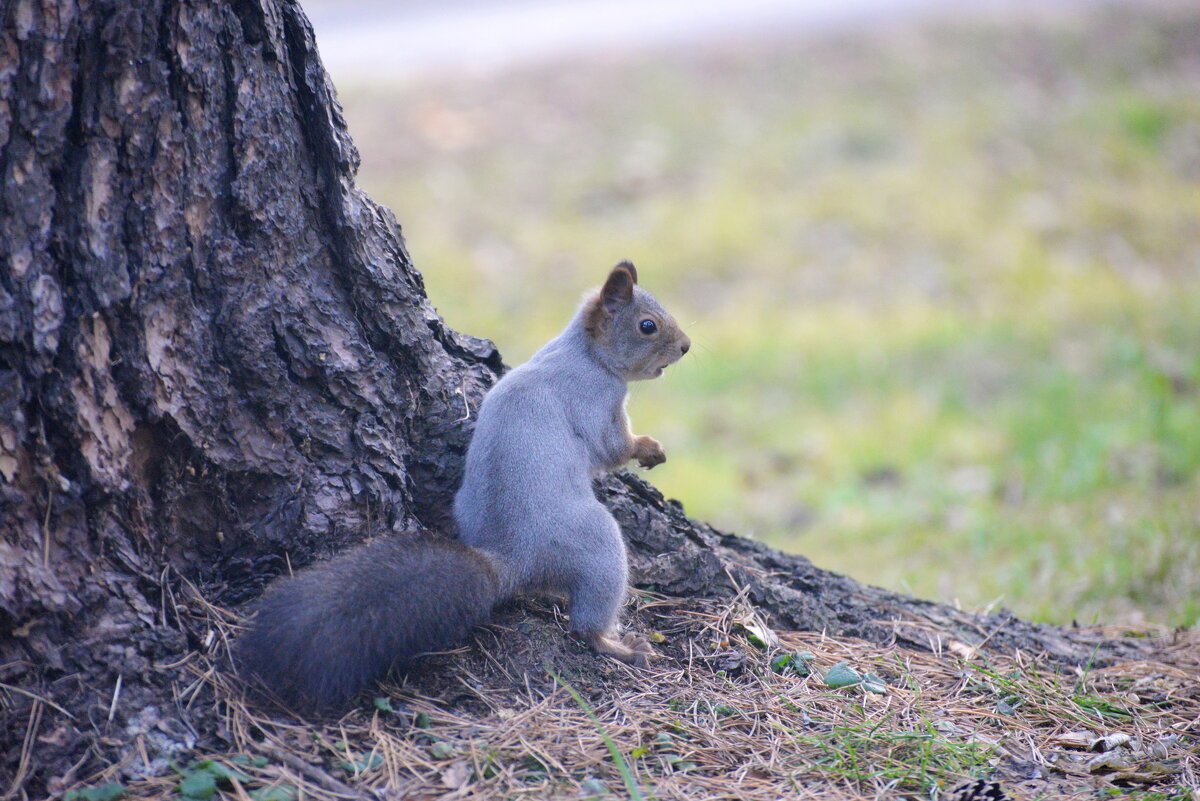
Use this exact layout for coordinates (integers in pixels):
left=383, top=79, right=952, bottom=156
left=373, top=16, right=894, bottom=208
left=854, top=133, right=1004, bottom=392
left=583, top=261, right=691, bottom=381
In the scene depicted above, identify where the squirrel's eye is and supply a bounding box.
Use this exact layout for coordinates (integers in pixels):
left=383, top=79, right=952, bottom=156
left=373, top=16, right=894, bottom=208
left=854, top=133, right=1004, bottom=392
left=639, top=319, right=658, bottom=335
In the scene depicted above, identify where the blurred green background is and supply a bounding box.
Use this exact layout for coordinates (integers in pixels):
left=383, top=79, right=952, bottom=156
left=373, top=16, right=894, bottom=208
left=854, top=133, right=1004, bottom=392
left=329, top=3, right=1200, bottom=627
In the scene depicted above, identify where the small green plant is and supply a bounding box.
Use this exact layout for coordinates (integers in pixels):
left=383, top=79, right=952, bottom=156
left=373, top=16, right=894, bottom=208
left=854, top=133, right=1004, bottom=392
left=651, top=732, right=697, bottom=773
left=64, top=783, right=125, bottom=801
left=429, top=741, right=457, bottom=760
left=231, top=755, right=269, bottom=768
left=520, top=753, right=551, bottom=778
left=339, top=752, right=383, bottom=776
left=771, top=650, right=814, bottom=676
left=176, top=759, right=253, bottom=800
left=1073, top=694, right=1135, bottom=721
left=798, top=715, right=995, bottom=793
left=173, top=757, right=292, bottom=801
left=824, top=662, right=888, bottom=694
left=248, top=787, right=294, bottom=801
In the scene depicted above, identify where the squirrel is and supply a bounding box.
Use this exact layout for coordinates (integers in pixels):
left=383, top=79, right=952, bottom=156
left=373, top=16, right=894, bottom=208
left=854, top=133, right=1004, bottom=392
left=235, top=262, right=691, bottom=711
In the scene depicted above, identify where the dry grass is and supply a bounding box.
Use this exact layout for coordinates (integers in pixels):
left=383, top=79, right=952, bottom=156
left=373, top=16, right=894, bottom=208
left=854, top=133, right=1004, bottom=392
left=57, top=581, right=1200, bottom=801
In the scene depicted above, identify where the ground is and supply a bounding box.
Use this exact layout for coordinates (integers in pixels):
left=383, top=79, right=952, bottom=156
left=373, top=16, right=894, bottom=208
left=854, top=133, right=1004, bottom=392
left=50, top=588, right=1199, bottom=800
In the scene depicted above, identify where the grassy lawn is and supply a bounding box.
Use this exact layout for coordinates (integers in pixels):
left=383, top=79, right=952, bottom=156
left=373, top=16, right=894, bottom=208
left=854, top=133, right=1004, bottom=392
left=335, top=3, right=1200, bottom=627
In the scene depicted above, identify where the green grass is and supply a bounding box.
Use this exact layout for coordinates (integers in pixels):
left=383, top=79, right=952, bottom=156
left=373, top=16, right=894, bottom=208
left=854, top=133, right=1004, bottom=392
left=337, top=5, right=1200, bottom=626
left=796, top=715, right=995, bottom=795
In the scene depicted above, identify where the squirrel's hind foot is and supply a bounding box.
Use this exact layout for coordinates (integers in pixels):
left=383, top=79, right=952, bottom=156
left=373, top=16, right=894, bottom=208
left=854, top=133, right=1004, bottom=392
left=588, top=631, right=655, bottom=667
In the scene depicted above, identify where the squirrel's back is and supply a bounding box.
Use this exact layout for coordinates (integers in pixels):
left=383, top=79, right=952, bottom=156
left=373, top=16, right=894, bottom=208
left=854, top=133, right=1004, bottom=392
left=235, top=536, right=501, bottom=712
left=455, top=352, right=610, bottom=514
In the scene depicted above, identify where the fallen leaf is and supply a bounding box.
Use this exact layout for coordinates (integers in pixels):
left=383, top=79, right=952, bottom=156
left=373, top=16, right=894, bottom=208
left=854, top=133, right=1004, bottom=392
left=734, top=611, right=780, bottom=651
left=862, top=671, right=888, bottom=694
left=824, top=662, right=862, bottom=689
left=440, top=760, right=471, bottom=789
left=430, top=741, right=456, bottom=760
left=1086, top=751, right=1134, bottom=773
left=1090, top=732, right=1132, bottom=752
left=579, top=777, right=609, bottom=797
left=1051, top=731, right=1094, bottom=749
left=1109, top=759, right=1182, bottom=784
left=948, top=640, right=978, bottom=661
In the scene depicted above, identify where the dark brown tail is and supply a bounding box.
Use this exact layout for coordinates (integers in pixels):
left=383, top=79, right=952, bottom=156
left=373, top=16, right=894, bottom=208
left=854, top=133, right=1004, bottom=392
left=235, top=536, right=502, bottom=713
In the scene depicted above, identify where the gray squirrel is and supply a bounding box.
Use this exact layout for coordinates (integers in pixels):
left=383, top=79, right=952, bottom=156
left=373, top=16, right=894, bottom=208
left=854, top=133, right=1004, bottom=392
left=235, top=262, right=691, bottom=711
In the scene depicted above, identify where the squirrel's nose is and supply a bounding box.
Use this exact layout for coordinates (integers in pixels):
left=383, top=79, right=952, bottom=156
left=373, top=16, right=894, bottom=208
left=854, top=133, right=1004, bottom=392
left=680, top=338, right=691, bottom=355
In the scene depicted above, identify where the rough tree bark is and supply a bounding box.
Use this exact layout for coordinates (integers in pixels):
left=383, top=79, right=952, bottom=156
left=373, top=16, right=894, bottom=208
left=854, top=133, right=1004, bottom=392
left=0, top=0, right=1155, bottom=795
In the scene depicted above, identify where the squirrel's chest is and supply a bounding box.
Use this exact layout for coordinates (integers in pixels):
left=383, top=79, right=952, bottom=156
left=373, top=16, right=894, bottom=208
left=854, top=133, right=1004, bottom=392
left=570, top=394, right=625, bottom=432
left=568, top=398, right=628, bottom=469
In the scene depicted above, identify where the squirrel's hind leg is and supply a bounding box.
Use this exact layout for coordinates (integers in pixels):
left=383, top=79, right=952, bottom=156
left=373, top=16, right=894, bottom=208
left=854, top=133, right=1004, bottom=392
left=555, top=506, right=654, bottom=666
left=587, top=631, right=654, bottom=667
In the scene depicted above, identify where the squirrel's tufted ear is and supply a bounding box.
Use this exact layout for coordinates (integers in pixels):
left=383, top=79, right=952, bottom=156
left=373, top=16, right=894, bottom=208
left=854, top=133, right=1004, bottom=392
left=601, top=264, right=635, bottom=312
left=614, top=260, right=638, bottom=284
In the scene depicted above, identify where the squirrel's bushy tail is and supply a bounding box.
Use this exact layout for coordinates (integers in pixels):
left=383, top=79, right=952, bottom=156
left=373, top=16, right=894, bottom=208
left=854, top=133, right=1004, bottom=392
left=235, top=536, right=502, bottom=712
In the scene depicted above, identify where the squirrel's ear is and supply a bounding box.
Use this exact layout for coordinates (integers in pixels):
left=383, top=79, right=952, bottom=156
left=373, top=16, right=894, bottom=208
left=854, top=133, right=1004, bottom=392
left=601, top=264, right=635, bottom=312
left=614, top=260, right=638, bottom=284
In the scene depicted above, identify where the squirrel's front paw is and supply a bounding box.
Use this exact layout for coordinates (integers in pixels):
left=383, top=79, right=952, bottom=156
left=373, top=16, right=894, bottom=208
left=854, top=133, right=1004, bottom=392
left=632, top=435, right=666, bottom=469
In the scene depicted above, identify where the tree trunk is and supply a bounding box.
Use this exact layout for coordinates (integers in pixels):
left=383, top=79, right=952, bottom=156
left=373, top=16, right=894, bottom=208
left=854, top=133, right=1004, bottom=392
left=0, top=0, right=1155, bottom=795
